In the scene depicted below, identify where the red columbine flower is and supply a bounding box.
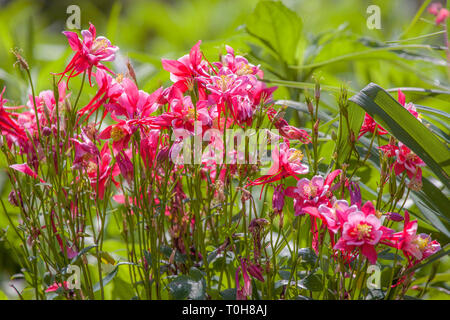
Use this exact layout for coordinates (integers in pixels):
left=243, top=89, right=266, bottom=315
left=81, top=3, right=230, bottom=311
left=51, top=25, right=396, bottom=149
left=161, top=40, right=209, bottom=95
left=45, top=281, right=69, bottom=293
left=246, top=142, right=309, bottom=193
left=267, top=107, right=311, bottom=143
left=334, top=201, right=392, bottom=264
left=358, top=113, right=389, bottom=139
left=116, top=150, right=134, bottom=185
left=77, top=69, right=124, bottom=122
left=58, top=23, right=118, bottom=86
left=0, top=87, right=27, bottom=144
left=316, top=200, right=355, bottom=234
left=98, top=120, right=133, bottom=155
left=10, top=163, right=46, bottom=183
left=285, top=169, right=341, bottom=216
left=379, top=141, right=425, bottom=189
left=235, top=258, right=255, bottom=300
left=154, top=86, right=212, bottom=132
left=70, top=129, right=100, bottom=170
left=86, top=144, right=120, bottom=200
left=387, top=211, right=440, bottom=265
left=359, top=89, right=421, bottom=139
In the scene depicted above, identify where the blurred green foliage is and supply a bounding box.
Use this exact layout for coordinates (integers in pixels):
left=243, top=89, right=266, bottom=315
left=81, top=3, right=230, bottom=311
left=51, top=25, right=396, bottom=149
left=0, top=0, right=448, bottom=299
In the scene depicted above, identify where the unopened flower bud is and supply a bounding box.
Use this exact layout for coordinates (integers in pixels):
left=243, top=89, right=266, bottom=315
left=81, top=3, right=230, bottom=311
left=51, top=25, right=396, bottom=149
left=156, top=146, right=170, bottom=164
left=8, top=190, right=20, bottom=207
left=272, top=185, right=285, bottom=215
left=331, top=130, right=337, bottom=141
left=385, top=212, right=404, bottom=222
left=314, top=119, right=319, bottom=135
left=247, top=263, right=265, bottom=282
left=42, top=127, right=52, bottom=137
left=314, top=82, right=321, bottom=102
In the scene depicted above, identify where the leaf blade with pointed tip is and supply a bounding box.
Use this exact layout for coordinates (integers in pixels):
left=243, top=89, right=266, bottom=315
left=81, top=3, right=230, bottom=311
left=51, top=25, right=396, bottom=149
left=349, top=83, right=450, bottom=189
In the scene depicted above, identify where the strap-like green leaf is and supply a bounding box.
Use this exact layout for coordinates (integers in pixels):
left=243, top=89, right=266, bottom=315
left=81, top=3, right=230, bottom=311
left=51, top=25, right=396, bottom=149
left=350, top=83, right=450, bottom=189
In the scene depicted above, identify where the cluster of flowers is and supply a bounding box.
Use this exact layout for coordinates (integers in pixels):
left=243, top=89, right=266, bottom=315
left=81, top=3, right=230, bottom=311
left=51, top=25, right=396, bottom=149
left=0, top=23, right=442, bottom=297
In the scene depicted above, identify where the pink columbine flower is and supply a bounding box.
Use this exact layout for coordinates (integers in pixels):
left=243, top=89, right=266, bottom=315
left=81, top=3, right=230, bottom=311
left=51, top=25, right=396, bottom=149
left=285, top=169, right=341, bottom=216
left=45, top=281, right=69, bottom=293
left=267, top=107, right=311, bottom=143
left=109, top=77, right=162, bottom=120
left=70, top=129, right=100, bottom=170
left=58, top=23, right=118, bottom=86
left=379, top=141, right=425, bottom=188
left=316, top=200, right=356, bottom=234
left=207, top=68, right=257, bottom=127
left=154, top=86, right=212, bottom=132
left=0, top=87, right=27, bottom=144
left=77, top=70, right=124, bottom=122
left=10, top=163, right=46, bottom=183
left=347, top=181, right=362, bottom=209
left=428, top=3, right=450, bottom=25
left=215, top=45, right=263, bottom=78
left=387, top=211, right=441, bottom=264
left=161, top=40, right=209, bottom=94
left=246, top=142, right=309, bottom=193
left=86, top=144, right=120, bottom=199
left=334, top=201, right=393, bottom=264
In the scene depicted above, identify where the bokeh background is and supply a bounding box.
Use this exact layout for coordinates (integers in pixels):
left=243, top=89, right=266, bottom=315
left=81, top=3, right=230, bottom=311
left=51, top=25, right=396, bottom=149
left=0, top=0, right=448, bottom=299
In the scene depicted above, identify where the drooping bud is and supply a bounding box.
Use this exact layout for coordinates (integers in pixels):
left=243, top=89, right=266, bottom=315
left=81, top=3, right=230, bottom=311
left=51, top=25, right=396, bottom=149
left=331, top=130, right=337, bottom=141
left=272, top=185, right=285, bottom=215
left=247, top=262, right=265, bottom=282
left=385, top=212, right=404, bottom=222
left=8, top=190, right=20, bottom=207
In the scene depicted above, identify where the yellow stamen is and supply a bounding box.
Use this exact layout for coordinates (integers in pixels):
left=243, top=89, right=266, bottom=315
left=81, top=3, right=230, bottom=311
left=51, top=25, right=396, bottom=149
left=111, top=126, right=126, bottom=142
left=236, top=64, right=253, bottom=76
left=413, top=236, right=429, bottom=251
left=92, top=39, right=108, bottom=52
left=356, top=223, right=372, bottom=240
left=288, top=150, right=304, bottom=162
left=116, top=73, right=124, bottom=83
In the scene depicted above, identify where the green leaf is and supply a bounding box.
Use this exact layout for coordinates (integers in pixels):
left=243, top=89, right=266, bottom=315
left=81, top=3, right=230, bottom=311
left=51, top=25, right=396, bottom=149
left=168, top=275, right=191, bottom=300
left=70, top=245, right=97, bottom=264
left=300, top=274, right=323, bottom=291
left=246, top=1, right=302, bottom=65
left=220, top=288, right=236, bottom=300
left=93, top=266, right=119, bottom=293
left=386, top=87, right=450, bottom=104
left=168, top=271, right=207, bottom=300
left=349, top=83, right=450, bottom=189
